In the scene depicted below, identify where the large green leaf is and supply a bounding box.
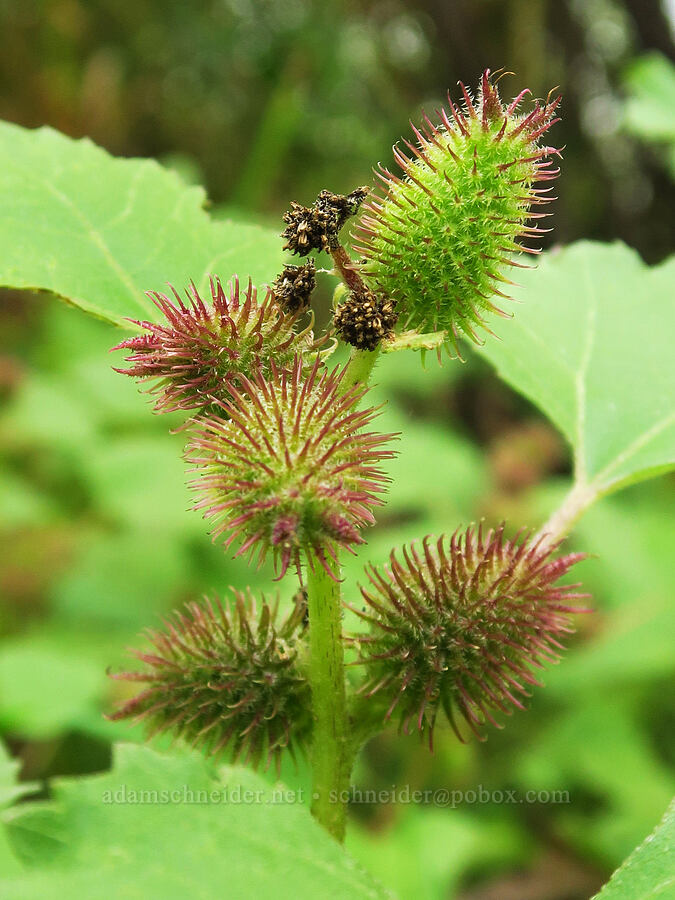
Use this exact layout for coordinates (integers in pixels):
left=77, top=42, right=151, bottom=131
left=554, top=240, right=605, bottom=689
left=0, top=122, right=283, bottom=327
left=593, top=799, right=675, bottom=899
left=2, top=743, right=391, bottom=899
left=477, top=242, right=675, bottom=502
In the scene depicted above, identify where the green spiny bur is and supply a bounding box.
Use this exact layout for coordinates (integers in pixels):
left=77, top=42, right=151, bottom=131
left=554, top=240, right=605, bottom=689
left=109, top=590, right=311, bottom=771
left=353, top=70, right=561, bottom=352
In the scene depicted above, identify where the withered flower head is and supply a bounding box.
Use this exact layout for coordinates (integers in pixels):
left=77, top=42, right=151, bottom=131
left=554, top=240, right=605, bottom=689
left=187, top=356, right=396, bottom=578
left=353, top=69, right=561, bottom=352
left=109, top=590, right=310, bottom=770
left=333, top=288, right=398, bottom=351
left=282, top=187, right=369, bottom=255
left=272, top=260, right=317, bottom=314
left=112, top=276, right=317, bottom=415
left=352, top=525, right=588, bottom=743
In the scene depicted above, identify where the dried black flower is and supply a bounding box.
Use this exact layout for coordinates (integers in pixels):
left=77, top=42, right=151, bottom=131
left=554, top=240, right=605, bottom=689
left=282, top=187, right=369, bottom=255
left=333, top=288, right=398, bottom=351
left=272, top=260, right=317, bottom=314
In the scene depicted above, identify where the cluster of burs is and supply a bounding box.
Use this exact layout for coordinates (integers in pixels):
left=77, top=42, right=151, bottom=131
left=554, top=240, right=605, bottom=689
left=109, top=71, right=585, bottom=770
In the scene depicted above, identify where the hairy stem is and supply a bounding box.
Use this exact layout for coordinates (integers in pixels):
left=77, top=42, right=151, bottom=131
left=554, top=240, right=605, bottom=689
left=305, top=555, right=351, bottom=842
left=340, top=347, right=380, bottom=394
left=330, top=243, right=368, bottom=294
left=329, top=238, right=384, bottom=392
left=535, top=480, right=597, bottom=547
left=304, top=240, right=380, bottom=839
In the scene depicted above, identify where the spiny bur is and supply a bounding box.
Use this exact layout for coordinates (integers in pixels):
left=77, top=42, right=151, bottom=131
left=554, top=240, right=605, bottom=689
left=351, top=525, right=588, bottom=744
left=109, top=590, right=311, bottom=770
left=353, top=69, right=561, bottom=353
left=186, top=356, right=396, bottom=579
left=113, top=275, right=316, bottom=415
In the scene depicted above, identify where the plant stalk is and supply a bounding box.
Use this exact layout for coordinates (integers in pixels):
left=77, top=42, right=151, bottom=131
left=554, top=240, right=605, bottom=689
left=305, top=555, right=351, bottom=842
left=329, top=239, right=382, bottom=394
left=302, top=239, right=380, bottom=841
left=340, top=347, right=380, bottom=394
left=330, top=243, right=367, bottom=294
left=535, top=480, right=597, bottom=548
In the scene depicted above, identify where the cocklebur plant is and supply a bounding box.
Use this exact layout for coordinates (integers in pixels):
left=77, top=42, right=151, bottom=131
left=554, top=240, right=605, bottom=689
left=186, top=357, right=396, bottom=578
left=109, top=70, right=589, bottom=844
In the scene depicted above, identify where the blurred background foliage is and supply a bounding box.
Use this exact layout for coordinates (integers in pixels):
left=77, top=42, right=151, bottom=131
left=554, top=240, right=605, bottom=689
left=0, top=1, right=673, bottom=898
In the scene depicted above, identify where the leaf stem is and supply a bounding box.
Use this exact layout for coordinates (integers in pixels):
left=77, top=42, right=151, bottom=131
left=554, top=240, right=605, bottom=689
left=305, top=555, right=351, bottom=843
left=535, top=480, right=597, bottom=547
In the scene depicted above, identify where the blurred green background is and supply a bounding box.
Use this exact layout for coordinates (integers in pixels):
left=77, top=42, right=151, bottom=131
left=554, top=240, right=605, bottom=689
left=0, top=2, right=673, bottom=898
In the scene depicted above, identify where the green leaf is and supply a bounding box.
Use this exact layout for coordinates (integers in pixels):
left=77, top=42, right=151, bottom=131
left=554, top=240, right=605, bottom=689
left=0, top=471, right=57, bottom=528
left=78, top=435, right=197, bottom=536
left=0, top=822, right=22, bottom=876
left=0, top=122, right=283, bottom=327
left=382, top=421, right=486, bottom=520
left=477, top=242, right=675, bottom=501
left=2, top=743, right=392, bottom=899
left=593, top=799, right=675, bottom=899
left=514, top=696, right=674, bottom=864
left=49, top=530, right=190, bottom=629
left=0, top=830, right=21, bottom=876
left=348, top=807, right=524, bottom=900
left=542, top=493, right=675, bottom=690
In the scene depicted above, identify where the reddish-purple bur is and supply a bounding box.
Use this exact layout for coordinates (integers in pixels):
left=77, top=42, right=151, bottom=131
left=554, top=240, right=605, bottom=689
left=111, top=275, right=317, bottom=415
left=351, top=525, right=589, bottom=744
left=108, top=590, right=311, bottom=770
left=186, top=356, right=397, bottom=579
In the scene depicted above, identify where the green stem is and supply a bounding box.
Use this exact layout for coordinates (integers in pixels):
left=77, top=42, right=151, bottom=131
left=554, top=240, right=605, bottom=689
left=305, top=555, right=351, bottom=842
left=305, top=238, right=380, bottom=838
left=535, top=480, right=597, bottom=548
left=340, top=347, right=380, bottom=394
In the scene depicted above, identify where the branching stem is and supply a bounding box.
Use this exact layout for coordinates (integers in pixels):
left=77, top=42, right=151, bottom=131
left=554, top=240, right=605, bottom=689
left=303, top=236, right=381, bottom=841
left=330, top=243, right=368, bottom=294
